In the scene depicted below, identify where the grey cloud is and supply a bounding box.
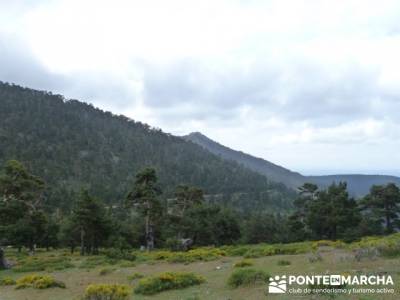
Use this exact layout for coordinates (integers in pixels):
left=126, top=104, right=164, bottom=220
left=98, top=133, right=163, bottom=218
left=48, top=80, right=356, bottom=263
left=140, top=58, right=400, bottom=128
left=141, top=59, right=280, bottom=121
left=0, top=35, right=66, bottom=91
left=0, top=34, right=138, bottom=112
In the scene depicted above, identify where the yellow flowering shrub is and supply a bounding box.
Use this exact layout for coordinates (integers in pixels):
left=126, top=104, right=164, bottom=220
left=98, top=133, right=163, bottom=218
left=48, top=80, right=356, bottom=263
left=83, top=284, right=131, bottom=300
left=134, top=272, right=205, bottom=295
left=0, top=277, right=16, bottom=286
left=15, top=274, right=65, bottom=289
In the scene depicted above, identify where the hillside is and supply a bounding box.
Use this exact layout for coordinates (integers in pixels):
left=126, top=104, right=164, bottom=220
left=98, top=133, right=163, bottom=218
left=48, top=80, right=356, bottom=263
left=184, top=132, right=400, bottom=197
left=0, top=82, right=294, bottom=212
left=183, top=132, right=305, bottom=189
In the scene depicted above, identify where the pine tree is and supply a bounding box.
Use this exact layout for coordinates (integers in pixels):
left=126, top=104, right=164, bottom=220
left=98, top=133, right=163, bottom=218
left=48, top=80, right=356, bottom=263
left=127, top=167, right=162, bottom=251
left=361, top=183, right=400, bottom=233
left=72, top=189, right=110, bottom=255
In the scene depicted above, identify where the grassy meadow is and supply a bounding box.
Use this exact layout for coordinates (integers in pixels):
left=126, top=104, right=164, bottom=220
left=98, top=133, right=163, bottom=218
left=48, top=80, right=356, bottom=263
left=1, top=234, right=399, bottom=300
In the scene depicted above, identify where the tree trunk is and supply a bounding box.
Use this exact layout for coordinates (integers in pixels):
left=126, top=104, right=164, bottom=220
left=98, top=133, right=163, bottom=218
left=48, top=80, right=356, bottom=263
left=384, top=202, right=392, bottom=233
left=80, top=227, right=85, bottom=256
left=385, top=213, right=392, bottom=233
left=148, top=223, right=154, bottom=251
left=145, top=213, right=154, bottom=251
left=0, top=248, right=8, bottom=269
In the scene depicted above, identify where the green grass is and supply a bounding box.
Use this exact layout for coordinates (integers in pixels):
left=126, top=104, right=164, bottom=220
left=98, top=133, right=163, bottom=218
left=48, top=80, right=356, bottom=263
left=0, top=233, right=399, bottom=299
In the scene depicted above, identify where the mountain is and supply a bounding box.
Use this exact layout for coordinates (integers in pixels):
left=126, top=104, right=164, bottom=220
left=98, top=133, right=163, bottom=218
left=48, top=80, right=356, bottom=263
left=184, top=132, right=400, bottom=197
left=0, top=82, right=295, bottom=212
left=183, top=132, right=305, bottom=189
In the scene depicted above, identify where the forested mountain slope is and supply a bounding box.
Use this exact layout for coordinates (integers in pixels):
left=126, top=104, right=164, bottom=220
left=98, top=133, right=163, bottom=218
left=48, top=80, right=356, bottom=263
left=0, top=82, right=295, bottom=212
left=184, top=132, right=400, bottom=197
left=184, top=132, right=305, bottom=189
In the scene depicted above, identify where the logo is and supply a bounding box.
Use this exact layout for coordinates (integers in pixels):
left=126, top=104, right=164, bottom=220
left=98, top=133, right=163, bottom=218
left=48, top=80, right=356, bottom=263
left=269, top=275, right=287, bottom=294
left=267, top=274, right=394, bottom=295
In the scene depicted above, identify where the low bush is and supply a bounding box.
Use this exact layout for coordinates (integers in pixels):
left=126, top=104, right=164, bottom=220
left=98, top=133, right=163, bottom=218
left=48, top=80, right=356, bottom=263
left=79, top=256, right=113, bottom=269
left=13, top=256, right=74, bottom=272
left=227, top=268, right=270, bottom=288
left=350, top=233, right=400, bottom=250
left=222, top=245, right=251, bottom=256
left=312, top=240, right=346, bottom=250
left=151, top=251, right=173, bottom=260
left=147, top=248, right=226, bottom=263
left=273, top=242, right=312, bottom=255
left=134, top=272, right=205, bottom=295
left=127, top=272, right=144, bottom=281
left=307, top=251, right=323, bottom=263
left=104, top=249, right=136, bottom=261
left=243, top=246, right=276, bottom=258
left=165, top=238, right=182, bottom=251
left=277, top=260, right=291, bottom=266
left=15, top=274, right=66, bottom=289
left=377, top=242, right=400, bottom=258
left=99, top=268, right=115, bottom=276
left=0, top=277, right=16, bottom=286
left=354, top=247, right=379, bottom=262
left=83, top=284, right=131, bottom=300
left=118, top=261, right=136, bottom=268
left=233, top=259, right=253, bottom=268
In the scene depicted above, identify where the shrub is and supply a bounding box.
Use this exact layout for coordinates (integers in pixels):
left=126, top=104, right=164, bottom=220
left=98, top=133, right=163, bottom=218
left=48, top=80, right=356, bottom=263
left=15, top=274, right=66, bottom=289
left=223, top=245, right=251, bottom=256
left=227, top=268, right=270, bottom=288
left=104, top=249, right=136, bottom=262
left=151, top=251, right=174, bottom=260
left=273, top=242, right=312, bottom=254
left=377, top=242, right=400, bottom=258
left=143, top=248, right=227, bottom=264
left=165, top=238, right=182, bottom=251
left=0, top=277, right=16, bottom=286
left=127, top=272, right=144, bottom=281
left=99, top=268, right=115, bottom=276
left=234, top=259, right=253, bottom=268
left=83, top=284, right=131, bottom=300
left=79, top=256, right=113, bottom=269
left=307, top=251, right=323, bottom=263
left=312, top=240, right=345, bottom=250
left=277, top=260, right=291, bottom=266
left=354, top=247, right=379, bottom=262
left=243, top=246, right=276, bottom=258
left=13, top=256, right=73, bottom=272
left=118, top=261, right=136, bottom=268
left=166, top=248, right=226, bottom=263
left=349, top=233, right=400, bottom=250
left=134, top=272, right=205, bottom=295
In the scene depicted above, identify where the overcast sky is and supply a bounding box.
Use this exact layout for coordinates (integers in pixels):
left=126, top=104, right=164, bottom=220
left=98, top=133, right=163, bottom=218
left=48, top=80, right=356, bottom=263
left=1, top=0, right=400, bottom=176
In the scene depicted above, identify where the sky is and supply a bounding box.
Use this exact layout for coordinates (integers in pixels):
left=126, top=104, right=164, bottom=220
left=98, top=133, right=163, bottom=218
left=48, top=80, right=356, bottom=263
left=1, top=0, right=400, bottom=176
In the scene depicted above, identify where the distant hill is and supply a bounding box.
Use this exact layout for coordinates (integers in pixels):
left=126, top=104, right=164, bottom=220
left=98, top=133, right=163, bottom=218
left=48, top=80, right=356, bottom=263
left=0, top=82, right=295, bottom=212
left=309, top=175, right=400, bottom=197
left=184, top=132, right=400, bottom=197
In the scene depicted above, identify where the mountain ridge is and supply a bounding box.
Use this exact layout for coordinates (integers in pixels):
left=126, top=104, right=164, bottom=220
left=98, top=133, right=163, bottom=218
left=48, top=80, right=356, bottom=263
left=183, top=132, right=400, bottom=197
